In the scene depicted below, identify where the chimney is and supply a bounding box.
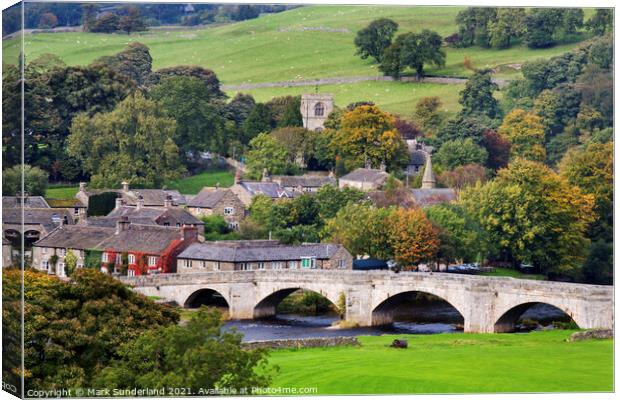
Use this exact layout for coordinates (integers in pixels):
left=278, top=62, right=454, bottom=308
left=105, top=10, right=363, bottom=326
left=181, top=225, right=198, bottom=242
left=136, top=194, right=144, bottom=210
left=115, top=216, right=130, bottom=234
left=121, top=181, right=129, bottom=192
left=79, top=182, right=87, bottom=192
left=421, top=152, right=436, bottom=189
left=164, top=194, right=173, bottom=208
left=234, top=168, right=241, bottom=184
left=115, top=196, right=124, bottom=209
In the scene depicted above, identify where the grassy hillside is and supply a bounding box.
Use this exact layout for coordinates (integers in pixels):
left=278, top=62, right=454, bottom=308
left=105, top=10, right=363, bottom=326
left=5, top=5, right=591, bottom=84
left=265, top=331, right=613, bottom=394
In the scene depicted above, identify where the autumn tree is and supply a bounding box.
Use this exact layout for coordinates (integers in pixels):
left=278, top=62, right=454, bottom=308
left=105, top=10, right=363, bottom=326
left=480, top=129, right=511, bottom=170
left=38, top=12, right=59, bottom=28
left=462, top=158, right=595, bottom=277
left=387, top=207, right=440, bottom=268
left=437, top=163, right=487, bottom=190
left=354, top=18, right=399, bottom=62
left=67, top=92, right=185, bottom=188
left=498, top=109, right=546, bottom=162
left=332, top=105, right=409, bottom=171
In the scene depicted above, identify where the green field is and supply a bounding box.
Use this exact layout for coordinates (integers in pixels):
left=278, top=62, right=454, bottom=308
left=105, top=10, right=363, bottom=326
left=165, top=170, right=235, bottom=194
left=4, top=6, right=591, bottom=85
left=45, top=184, right=79, bottom=199
left=265, top=331, right=612, bottom=394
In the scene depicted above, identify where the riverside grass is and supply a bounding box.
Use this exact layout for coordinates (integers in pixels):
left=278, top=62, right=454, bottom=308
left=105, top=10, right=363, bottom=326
left=264, top=330, right=613, bottom=394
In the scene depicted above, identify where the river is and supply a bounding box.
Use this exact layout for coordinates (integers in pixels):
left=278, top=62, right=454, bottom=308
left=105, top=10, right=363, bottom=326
left=222, top=303, right=569, bottom=342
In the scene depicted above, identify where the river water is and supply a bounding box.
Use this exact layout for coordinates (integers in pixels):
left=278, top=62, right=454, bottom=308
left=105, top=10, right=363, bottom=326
left=222, top=303, right=569, bottom=342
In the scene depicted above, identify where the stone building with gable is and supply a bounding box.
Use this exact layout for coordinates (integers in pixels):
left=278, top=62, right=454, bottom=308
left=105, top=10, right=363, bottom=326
left=187, top=187, right=247, bottom=229
left=300, top=93, right=334, bottom=131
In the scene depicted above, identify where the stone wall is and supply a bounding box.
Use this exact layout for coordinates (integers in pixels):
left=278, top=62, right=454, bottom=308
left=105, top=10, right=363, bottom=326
left=242, top=336, right=360, bottom=350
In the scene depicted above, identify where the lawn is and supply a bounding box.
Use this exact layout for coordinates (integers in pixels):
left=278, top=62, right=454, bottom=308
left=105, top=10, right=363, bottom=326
left=165, top=170, right=235, bottom=194
left=227, top=80, right=464, bottom=118
left=4, top=6, right=593, bottom=85
left=264, top=331, right=613, bottom=394
left=481, top=267, right=546, bottom=281
left=45, top=185, right=79, bottom=199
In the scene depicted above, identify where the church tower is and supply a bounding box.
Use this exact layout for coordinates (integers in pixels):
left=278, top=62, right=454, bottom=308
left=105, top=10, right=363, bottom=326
left=421, top=152, right=436, bottom=189
left=300, top=93, right=334, bottom=132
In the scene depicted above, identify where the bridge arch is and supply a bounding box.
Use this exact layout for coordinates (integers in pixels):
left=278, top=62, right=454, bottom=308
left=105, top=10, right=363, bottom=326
left=253, top=286, right=340, bottom=319
left=371, top=290, right=466, bottom=327
left=184, top=288, right=230, bottom=309
left=493, top=300, right=580, bottom=333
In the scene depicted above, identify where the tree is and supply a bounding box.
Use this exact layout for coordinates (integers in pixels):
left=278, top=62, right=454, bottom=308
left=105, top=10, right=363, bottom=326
left=67, top=92, right=185, bottom=188
left=498, top=109, right=546, bottom=162
left=119, top=6, right=146, bottom=34
left=81, top=4, right=98, bottom=32
left=393, top=117, right=422, bottom=140
left=270, top=127, right=316, bottom=167
left=38, top=12, right=58, bottom=28
left=434, top=138, right=488, bottom=170
left=2, top=164, right=48, bottom=196
left=245, top=133, right=292, bottom=179
left=545, top=126, right=580, bottom=167
left=95, top=42, right=153, bottom=86
left=462, top=158, right=594, bottom=277
left=425, top=203, right=483, bottom=263
left=95, top=307, right=273, bottom=391
left=91, top=12, right=120, bottom=33
left=354, top=18, right=399, bottom=62
left=487, top=8, right=525, bottom=48
left=480, top=129, right=511, bottom=170
left=575, top=65, right=613, bottom=127
left=2, top=269, right=179, bottom=391
left=148, top=65, right=226, bottom=100
left=559, top=143, right=613, bottom=242
left=586, top=9, right=613, bottom=35
left=387, top=207, right=440, bottom=268
left=64, top=250, right=78, bottom=277
left=454, top=7, right=497, bottom=47
left=327, top=203, right=392, bottom=260
left=523, top=8, right=565, bottom=48
left=437, top=163, right=487, bottom=190
left=150, top=76, right=227, bottom=157
left=413, top=96, right=442, bottom=134
left=225, top=93, right=256, bottom=126
left=581, top=240, right=612, bottom=285
left=242, top=103, right=274, bottom=144
left=436, top=113, right=494, bottom=146
left=532, top=85, right=581, bottom=136
left=459, top=69, right=500, bottom=119
left=265, top=96, right=302, bottom=127
left=314, top=185, right=365, bottom=220
left=380, top=30, right=446, bottom=79
left=332, top=105, right=409, bottom=171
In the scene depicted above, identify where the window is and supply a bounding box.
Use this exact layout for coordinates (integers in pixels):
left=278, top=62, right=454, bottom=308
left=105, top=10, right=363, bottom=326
left=148, top=256, right=157, bottom=266
left=180, top=259, right=191, bottom=268
left=163, top=222, right=170, bottom=227
left=74, top=208, right=79, bottom=215
left=214, top=262, right=220, bottom=271
left=102, top=252, right=108, bottom=263
left=224, top=207, right=234, bottom=215
left=240, top=263, right=251, bottom=271
left=228, top=222, right=239, bottom=230
left=338, top=259, right=346, bottom=269
left=41, top=260, right=49, bottom=270
left=288, top=261, right=297, bottom=269
left=176, top=223, right=181, bottom=227
left=301, top=257, right=316, bottom=269
left=314, top=102, right=324, bottom=116
left=128, top=254, right=136, bottom=264
left=272, top=261, right=283, bottom=270
left=200, top=261, right=206, bottom=269
left=258, top=262, right=265, bottom=270
left=58, top=248, right=66, bottom=257
left=58, top=263, right=65, bottom=277
left=115, top=253, right=122, bottom=264
left=128, top=269, right=135, bottom=277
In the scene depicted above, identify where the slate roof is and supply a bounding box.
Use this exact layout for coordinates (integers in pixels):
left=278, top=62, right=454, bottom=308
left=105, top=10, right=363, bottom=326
left=34, top=225, right=115, bottom=249
left=409, top=150, right=427, bottom=166
left=2, top=196, right=50, bottom=209
left=340, top=168, right=389, bottom=184
left=103, top=205, right=203, bottom=226
left=156, top=208, right=203, bottom=226
left=411, top=188, right=458, bottom=207
left=273, top=175, right=336, bottom=188
left=3, top=208, right=73, bottom=232
left=178, top=241, right=343, bottom=262
left=237, top=181, right=293, bottom=199
left=97, top=225, right=186, bottom=254
left=187, top=188, right=229, bottom=208
left=124, top=189, right=186, bottom=206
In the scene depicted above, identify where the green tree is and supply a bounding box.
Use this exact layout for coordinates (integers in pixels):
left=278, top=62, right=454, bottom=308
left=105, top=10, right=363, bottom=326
left=454, top=7, right=497, bottom=47
left=380, top=30, right=446, bottom=79
left=498, top=109, right=546, bottom=162
left=434, top=138, right=488, bottom=170
left=242, top=103, right=274, bottom=144
left=532, top=85, right=581, bottom=136
left=151, top=76, right=227, bottom=156
left=459, top=69, right=500, bottom=119
left=586, top=9, right=613, bottom=35
left=354, top=18, right=399, bottom=62
left=314, top=185, right=365, bottom=220
left=91, top=12, right=120, bottom=33
left=265, top=95, right=303, bottom=128
left=581, top=240, right=612, bottom=285
left=523, top=8, right=565, bottom=48
left=119, top=6, right=146, bottom=34
left=2, top=164, right=48, bottom=196
left=487, top=8, right=525, bottom=49
left=413, top=96, right=443, bottom=134
left=67, top=92, right=185, bottom=188
left=148, top=65, right=226, bottom=100
left=462, top=158, right=595, bottom=277
left=94, top=42, right=152, bottom=86
left=95, top=307, right=273, bottom=391
left=64, top=250, right=78, bottom=277
left=270, top=127, right=317, bottom=167
left=425, top=203, right=484, bottom=263
left=245, top=133, right=292, bottom=179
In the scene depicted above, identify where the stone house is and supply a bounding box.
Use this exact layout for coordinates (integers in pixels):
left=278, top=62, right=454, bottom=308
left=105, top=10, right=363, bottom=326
left=300, top=93, right=334, bottom=132
left=177, top=240, right=352, bottom=273
left=338, top=168, right=389, bottom=191
left=76, top=181, right=187, bottom=208
left=2, top=195, right=50, bottom=209
left=186, top=187, right=246, bottom=229
left=230, top=180, right=294, bottom=207
left=3, top=207, right=73, bottom=246
left=405, top=139, right=434, bottom=177
left=46, top=198, right=87, bottom=222
left=32, top=219, right=199, bottom=277
left=271, top=174, right=336, bottom=193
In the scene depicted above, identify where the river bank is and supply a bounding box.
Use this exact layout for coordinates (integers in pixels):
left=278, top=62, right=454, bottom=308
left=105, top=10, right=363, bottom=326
left=263, top=330, right=613, bottom=394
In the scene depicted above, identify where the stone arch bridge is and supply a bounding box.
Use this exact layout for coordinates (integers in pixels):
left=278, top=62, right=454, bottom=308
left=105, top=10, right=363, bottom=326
left=121, top=270, right=613, bottom=333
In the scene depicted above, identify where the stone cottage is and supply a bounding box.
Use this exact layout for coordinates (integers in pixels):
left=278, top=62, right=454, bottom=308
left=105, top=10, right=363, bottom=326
left=338, top=168, right=389, bottom=191
left=187, top=187, right=246, bottom=229
left=177, top=240, right=352, bottom=273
